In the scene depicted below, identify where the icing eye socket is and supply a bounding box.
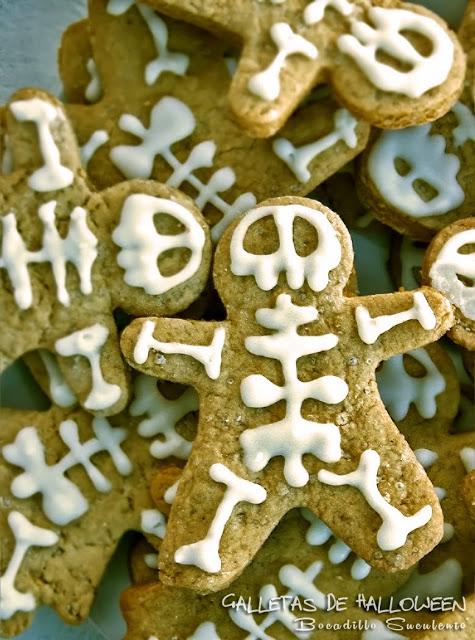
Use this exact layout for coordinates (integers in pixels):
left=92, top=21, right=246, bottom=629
left=412, top=178, right=439, bottom=203
left=394, top=157, right=411, bottom=176
left=242, top=216, right=280, bottom=255
left=399, top=29, right=434, bottom=57
left=375, top=49, right=413, bottom=73
left=153, top=212, right=186, bottom=234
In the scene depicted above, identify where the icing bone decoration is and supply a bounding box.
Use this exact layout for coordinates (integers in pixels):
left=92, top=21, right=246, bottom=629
left=140, top=0, right=464, bottom=136
left=0, top=89, right=211, bottom=416
left=119, top=509, right=411, bottom=639
left=0, top=379, right=196, bottom=635
left=59, top=0, right=370, bottom=240
left=424, top=218, right=475, bottom=350
left=121, top=197, right=453, bottom=591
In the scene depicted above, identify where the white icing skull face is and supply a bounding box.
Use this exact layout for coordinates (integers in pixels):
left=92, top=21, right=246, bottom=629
left=215, top=202, right=353, bottom=307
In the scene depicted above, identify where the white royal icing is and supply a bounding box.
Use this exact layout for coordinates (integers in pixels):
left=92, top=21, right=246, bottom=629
left=248, top=23, right=318, bottom=101
left=229, top=560, right=326, bottom=639
left=230, top=203, right=341, bottom=292
left=338, top=7, right=454, bottom=98
left=85, top=58, right=102, bottom=103
left=110, top=96, right=256, bottom=241
left=187, top=622, right=221, bottom=640
left=141, top=508, right=166, bottom=539
left=240, top=294, right=346, bottom=487
left=107, top=0, right=189, bottom=84
left=37, top=350, right=76, bottom=408
left=460, top=447, right=475, bottom=473
left=414, top=448, right=439, bottom=469
left=133, top=319, right=225, bottom=381
left=0, top=200, right=97, bottom=310
left=9, top=98, right=74, bottom=191
left=273, top=108, right=358, bottom=183
left=55, top=324, right=122, bottom=411
left=429, top=228, right=475, bottom=321
left=2, top=417, right=132, bottom=525
left=0, top=512, right=59, bottom=620
left=164, top=479, right=179, bottom=504
left=318, top=449, right=433, bottom=551
left=112, top=193, right=206, bottom=295
left=130, top=374, right=198, bottom=459
left=452, top=101, right=475, bottom=147
left=304, top=0, right=353, bottom=26
left=175, top=463, right=267, bottom=572
left=377, top=348, right=446, bottom=421
left=367, top=125, right=464, bottom=218
left=80, top=130, right=109, bottom=167
left=355, top=291, right=436, bottom=345
left=301, top=508, right=371, bottom=581
left=107, top=0, right=134, bottom=13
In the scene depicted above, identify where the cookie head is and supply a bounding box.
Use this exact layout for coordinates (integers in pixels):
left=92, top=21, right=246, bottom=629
left=214, top=197, right=354, bottom=310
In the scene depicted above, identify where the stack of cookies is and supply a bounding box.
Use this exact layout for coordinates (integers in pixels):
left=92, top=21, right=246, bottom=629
left=0, top=1, right=473, bottom=638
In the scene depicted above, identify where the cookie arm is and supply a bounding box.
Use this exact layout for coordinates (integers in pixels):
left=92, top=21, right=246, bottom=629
left=121, top=317, right=227, bottom=387
left=348, top=287, right=453, bottom=359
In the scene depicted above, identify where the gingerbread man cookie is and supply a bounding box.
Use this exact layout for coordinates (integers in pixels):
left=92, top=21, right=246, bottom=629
left=0, top=366, right=200, bottom=636
left=121, top=196, right=454, bottom=592
left=357, top=0, right=475, bottom=241
left=121, top=509, right=413, bottom=640
left=57, top=0, right=370, bottom=242
left=0, top=88, right=211, bottom=415
left=422, top=218, right=475, bottom=351
left=141, top=0, right=465, bottom=137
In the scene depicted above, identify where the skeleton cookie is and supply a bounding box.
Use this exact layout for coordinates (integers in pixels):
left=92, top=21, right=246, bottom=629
left=121, top=509, right=414, bottom=640
left=422, top=218, right=475, bottom=351
left=140, top=0, right=465, bottom=137
left=0, top=88, right=211, bottom=415
left=357, top=1, right=475, bottom=241
left=121, top=196, right=454, bottom=592
left=57, top=0, right=369, bottom=242
left=0, top=366, right=200, bottom=637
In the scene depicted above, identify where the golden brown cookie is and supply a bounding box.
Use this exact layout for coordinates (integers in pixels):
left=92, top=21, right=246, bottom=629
left=141, top=0, right=465, bottom=137
left=356, top=1, right=475, bottom=241
left=57, top=0, right=370, bottom=242
left=0, top=88, right=211, bottom=416
left=121, top=196, right=454, bottom=593
left=0, top=366, right=198, bottom=636
left=121, top=509, right=413, bottom=640
left=129, top=537, right=160, bottom=585
left=422, top=218, right=475, bottom=351
left=376, top=342, right=460, bottom=432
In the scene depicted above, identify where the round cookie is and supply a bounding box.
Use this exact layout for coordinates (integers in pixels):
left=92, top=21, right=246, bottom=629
left=422, top=218, right=475, bottom=351
left=356, top=0, right=475, bottom=241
